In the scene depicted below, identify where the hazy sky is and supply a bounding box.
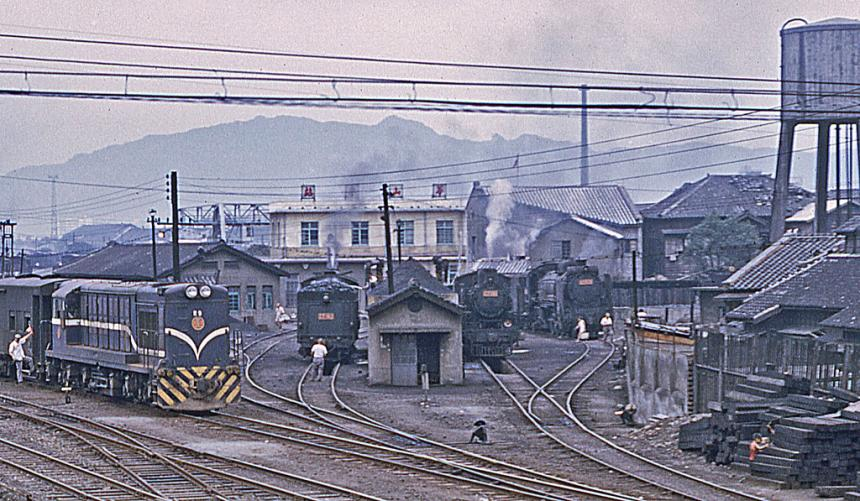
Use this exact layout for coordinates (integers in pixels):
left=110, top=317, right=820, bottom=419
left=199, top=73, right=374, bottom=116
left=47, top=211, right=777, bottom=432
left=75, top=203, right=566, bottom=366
left=1, top=1, right=857, bottom=171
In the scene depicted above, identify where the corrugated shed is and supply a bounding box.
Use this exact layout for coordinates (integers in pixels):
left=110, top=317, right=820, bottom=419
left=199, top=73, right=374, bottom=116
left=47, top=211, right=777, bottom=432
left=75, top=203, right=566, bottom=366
left=723, top=234, right=845, bottom=291
left=641, top=174, right=813, bottom=219
left=727, top=254, right=860, bottom=321
left=473, top=258, right=533, bottom=276
left=485, top=185, right=639, bottom=226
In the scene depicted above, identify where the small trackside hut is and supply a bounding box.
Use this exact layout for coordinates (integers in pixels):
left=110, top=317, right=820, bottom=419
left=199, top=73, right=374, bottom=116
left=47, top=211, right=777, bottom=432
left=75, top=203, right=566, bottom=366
left=367, top=283, right=464, bottom=386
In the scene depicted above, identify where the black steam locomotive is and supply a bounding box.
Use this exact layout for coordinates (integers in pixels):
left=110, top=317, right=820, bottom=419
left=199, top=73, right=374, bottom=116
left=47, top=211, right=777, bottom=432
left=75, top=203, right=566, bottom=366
left=296, top=272, right=360, bottom=363
left=454, top=268, right=520, bottom=359
left=527, top=260, right=612, bottom=338
left=0, top=278, right=240, bottom=411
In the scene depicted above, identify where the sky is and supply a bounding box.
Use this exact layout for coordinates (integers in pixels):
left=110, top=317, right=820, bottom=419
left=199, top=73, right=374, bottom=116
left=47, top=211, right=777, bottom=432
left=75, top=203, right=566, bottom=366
left=0, top=1, right=857, bottom=172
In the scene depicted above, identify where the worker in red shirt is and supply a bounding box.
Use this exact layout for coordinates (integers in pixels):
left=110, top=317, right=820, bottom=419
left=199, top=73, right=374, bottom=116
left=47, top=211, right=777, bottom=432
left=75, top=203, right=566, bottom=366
left=748, top=433, right=770, bottom=461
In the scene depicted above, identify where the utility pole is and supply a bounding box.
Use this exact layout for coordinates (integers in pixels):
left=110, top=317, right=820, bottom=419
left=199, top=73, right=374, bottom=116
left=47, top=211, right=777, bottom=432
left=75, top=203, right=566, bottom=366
left=381, top=184, right=395, bottom=294
left=631, top=245, right=638, bottom=325
left=148, top=209, right=159, bottom=280
left=580, top=85, right=589, bottom=186
left=395, top=220, right=403, bottom=263
left=0, top=220, right=16, bottom=278
left=49, top=175, right=58, bottom=239
left=169, top=171, right=181, bottom=282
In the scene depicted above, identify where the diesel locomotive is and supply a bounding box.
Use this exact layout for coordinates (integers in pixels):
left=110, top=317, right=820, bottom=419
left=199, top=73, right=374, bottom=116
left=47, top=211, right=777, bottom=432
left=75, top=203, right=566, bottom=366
left=0, top=278, right=240, bottom=412
left=296, top=272, right=361, bottom=363
left=454, top=268, right=520, bottom=359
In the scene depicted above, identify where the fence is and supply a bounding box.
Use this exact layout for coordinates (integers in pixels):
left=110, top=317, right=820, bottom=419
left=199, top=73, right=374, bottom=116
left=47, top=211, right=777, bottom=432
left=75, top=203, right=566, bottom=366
left=612, top=280, right=698, bottom=308
left=692, top=327, right=860, bottom=412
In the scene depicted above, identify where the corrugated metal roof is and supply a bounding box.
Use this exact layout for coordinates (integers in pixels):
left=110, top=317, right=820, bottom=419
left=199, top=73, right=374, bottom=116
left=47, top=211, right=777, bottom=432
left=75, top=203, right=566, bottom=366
left=723, top=234, right=844, bottom=291
left=473, top=258, right=533, bottom=275
left=641, top=174, right=813, bottom=220
left=484, top=185, right=639, bottom=226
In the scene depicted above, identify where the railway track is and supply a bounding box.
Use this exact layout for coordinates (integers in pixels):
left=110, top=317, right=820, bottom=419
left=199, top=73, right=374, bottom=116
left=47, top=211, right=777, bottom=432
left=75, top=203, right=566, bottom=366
left=485, top=334, right=768, bottom=501
left=0, top=392, right=369, bottom=500
left=221, top=331, right=645, bottom=500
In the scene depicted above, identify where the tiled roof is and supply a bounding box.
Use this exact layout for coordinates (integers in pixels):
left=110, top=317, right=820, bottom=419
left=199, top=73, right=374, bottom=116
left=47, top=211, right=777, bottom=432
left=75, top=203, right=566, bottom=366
left=836, top=216, right=860, bottom=234
left=484, top=184, right=640, bottom=226
left=54, top=242, right=286, bottom=280
left=727, top=255, right=860, bottom=321
left=786, top=200, right=860, bottom=223
left=367, top=284, right=464, bottom=317
left=722, top=234, right=845, bottom=291
left=473, top=258, right=533, bottom=275
left=820, top=304, right=860, bottom=329
left=641, top=174, right=813, bottom=219
left=369, top=258, right=452, bottom=297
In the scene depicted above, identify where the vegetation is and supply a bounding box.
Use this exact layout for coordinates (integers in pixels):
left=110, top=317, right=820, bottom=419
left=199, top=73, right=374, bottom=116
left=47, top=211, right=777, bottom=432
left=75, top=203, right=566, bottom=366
left=684, top=214, right=762, bottom=272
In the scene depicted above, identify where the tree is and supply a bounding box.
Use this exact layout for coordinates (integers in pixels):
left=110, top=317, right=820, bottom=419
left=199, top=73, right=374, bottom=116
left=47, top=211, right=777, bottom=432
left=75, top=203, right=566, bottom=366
left=684, top=214, right=762, bottom=272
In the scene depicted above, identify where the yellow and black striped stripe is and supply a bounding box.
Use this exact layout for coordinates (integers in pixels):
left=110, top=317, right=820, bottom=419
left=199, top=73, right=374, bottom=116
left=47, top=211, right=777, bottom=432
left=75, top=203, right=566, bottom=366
left=156, top=365, right=241, bottom=411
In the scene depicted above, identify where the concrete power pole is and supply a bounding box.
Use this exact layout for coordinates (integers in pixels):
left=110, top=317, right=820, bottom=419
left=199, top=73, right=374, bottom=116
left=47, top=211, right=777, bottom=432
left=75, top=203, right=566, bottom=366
left=580, top=85, right=589, bottom=186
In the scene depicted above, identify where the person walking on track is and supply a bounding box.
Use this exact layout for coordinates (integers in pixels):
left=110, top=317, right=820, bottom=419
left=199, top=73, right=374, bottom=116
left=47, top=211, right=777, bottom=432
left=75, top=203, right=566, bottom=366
left=8, top=324, right=34, bottom=384
left=600, top=312, right=614, bottom=337
left=310, top=338, right=328, bottom=381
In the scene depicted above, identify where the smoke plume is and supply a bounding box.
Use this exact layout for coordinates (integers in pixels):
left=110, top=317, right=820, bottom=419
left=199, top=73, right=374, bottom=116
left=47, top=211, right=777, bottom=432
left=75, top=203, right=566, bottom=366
left=486, top=179, right=517, bottom=257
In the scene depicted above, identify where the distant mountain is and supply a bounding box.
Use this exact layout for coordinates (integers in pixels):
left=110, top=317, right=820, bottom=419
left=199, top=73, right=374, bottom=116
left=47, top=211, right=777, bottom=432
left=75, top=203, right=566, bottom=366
left=1, top=114, right=817, bottom=236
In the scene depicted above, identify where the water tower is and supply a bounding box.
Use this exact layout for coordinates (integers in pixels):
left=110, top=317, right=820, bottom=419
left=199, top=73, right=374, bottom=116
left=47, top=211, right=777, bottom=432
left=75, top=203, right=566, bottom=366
left=769, top=18, right=860, bottom=241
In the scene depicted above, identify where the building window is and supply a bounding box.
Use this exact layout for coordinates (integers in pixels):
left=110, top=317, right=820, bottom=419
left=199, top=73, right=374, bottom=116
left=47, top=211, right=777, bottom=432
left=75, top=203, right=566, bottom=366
left=397, top=220, right=414, bottom=245
left=246, top=286, right=257, bottom=310
left=351, top=221, right=369, bottom=246
left=301, top=221, right=319, bottom=246
left=227, top=286, right=240, bottom=312
left=664, top=236, right=685, bottom=257
left=262, top=285, right=274, bottom=310
left=436, top=220, right=454, bottom=245
left=552, top=240, right=572, bottom=259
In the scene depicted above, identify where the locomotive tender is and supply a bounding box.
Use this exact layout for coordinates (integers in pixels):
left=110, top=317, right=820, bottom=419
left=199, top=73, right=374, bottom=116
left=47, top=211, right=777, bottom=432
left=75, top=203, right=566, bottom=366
left=296, top=272, right=361, bottom=363
left=0, top=278, right=240, bottom=412
left=454, top=268, right=520, bottom=359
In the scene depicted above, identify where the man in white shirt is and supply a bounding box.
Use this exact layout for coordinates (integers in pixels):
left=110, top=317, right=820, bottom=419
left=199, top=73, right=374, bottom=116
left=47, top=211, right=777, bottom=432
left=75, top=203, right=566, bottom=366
left=575, top=317, right=589, bottom=341
left=310, top=338, right=328, bottom=381
left=8, top=324, right=34, bottom=384
left=600, top=312, right=614, bottom=338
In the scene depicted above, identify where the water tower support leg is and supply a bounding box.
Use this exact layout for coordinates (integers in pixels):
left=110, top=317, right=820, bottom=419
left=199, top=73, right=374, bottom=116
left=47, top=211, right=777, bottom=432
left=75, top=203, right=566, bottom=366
left=815, top=122, right=831, bottom=234
left=770, top=120, right=797, bottom=241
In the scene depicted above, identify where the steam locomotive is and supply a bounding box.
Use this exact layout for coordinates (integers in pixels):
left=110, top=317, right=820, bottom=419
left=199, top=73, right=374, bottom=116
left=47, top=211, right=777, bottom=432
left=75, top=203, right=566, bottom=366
left=0, top=278, right=240, bottom=412
left=454, top=268, right=521, bottom=359
left=526, top=260, right=612, bottom=338
left=296, top=272, right=361, bottom=363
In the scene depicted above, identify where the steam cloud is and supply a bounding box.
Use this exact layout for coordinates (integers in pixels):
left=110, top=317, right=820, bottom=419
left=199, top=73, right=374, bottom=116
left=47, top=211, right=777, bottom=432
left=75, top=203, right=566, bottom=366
left=486, top=179, right=518, bottom=257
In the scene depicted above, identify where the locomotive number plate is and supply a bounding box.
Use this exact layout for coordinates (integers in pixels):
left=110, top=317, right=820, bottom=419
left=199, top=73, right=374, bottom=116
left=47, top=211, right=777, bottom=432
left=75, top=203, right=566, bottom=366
left=318, top=312, right=335, bottom=320
left=482, top=290, right=499, bottom=298
left=577, top=278, right=594, bottom=286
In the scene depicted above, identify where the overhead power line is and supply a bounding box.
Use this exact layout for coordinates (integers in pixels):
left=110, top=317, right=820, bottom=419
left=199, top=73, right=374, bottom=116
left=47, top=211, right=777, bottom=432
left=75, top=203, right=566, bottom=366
left=4, top=31, right=860, bottom=87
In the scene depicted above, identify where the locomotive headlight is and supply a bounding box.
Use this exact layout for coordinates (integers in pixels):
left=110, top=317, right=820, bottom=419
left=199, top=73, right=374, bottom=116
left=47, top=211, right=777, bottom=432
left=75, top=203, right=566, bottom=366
left=322, top=294, right=330, bottom=303
left=503, top=319, right=513, bottom=328
left=199, top=285, right=212, bottom=298
left=185, top=285, right=199, bottom=299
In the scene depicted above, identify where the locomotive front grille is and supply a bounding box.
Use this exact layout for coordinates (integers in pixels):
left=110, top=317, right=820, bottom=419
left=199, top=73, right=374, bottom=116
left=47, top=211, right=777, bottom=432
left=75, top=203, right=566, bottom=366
left=156, top=365, right=241, bottom=410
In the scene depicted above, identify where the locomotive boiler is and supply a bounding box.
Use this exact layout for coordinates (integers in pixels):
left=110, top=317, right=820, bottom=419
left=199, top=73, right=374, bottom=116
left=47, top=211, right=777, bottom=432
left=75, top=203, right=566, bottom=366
left=454, top=268, right=520, bottom=359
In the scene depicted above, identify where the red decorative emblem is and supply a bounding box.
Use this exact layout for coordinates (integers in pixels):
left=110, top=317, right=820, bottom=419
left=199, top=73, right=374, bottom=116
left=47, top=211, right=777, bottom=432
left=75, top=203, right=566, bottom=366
left=191, top=316, right=206, bottom=331
left=432, top=183, right=447, bottom=198
left=301, top=184, right=316, bottom=200
left=387, top=184, right=403, bottom=198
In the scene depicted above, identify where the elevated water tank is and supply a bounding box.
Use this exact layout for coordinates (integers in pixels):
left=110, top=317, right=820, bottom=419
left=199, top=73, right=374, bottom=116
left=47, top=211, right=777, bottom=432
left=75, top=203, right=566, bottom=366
left=781, top=18, right=860, bottom=120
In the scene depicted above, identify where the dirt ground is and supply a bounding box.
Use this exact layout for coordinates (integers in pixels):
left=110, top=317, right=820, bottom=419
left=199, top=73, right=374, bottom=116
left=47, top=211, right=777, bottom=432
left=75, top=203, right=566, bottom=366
left=0, top=329, right=829, bottom=500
